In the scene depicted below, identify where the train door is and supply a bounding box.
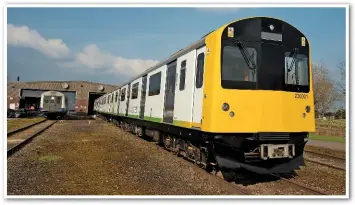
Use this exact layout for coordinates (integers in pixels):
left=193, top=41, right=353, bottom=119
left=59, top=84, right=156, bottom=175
left=115, top=90, right=120, bottom=115
left=43, top=96, right=51, bottom=111
left=44, top=95, right=61, bottom=112
left=55, top=96, right=62, bottom=111
left=163, top=60, right=177, bottom=123
left=191, top=47, right=206, bottom=128
left=125, top=84, right=131, bottom=117
left=139, top=75, right=148, bottom=119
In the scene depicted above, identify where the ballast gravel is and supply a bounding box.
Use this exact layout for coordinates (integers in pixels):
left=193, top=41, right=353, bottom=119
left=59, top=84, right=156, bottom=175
left=7, top=119, right=244, bottom=195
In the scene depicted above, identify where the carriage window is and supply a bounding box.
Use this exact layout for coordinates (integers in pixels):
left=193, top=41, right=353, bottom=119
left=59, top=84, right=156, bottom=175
left=149, top=72, right=161, bottom=96
left=115, top=91, right=119, bottom=102
left=111, top=93, right=114, bottom=103
left=56, top=97, right=61, bottom=104
left=180, top=60, right=186, bottom=91
left=222, top=46, right=257, bottom=83
left=44, top=100, right=49, bottom=103
left=131, top=82, right=139, bottom=99
left=196, top=53, right=205, bottom=88
left=121, top=88, right=126, bottom=101
left=285, top=53, right=309, bottom=86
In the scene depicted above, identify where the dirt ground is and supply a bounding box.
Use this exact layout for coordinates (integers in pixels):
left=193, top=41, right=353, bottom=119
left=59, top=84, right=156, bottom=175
left=7, top=119, right=245, bottom=195
left=7, top=117, right=45, bottom=133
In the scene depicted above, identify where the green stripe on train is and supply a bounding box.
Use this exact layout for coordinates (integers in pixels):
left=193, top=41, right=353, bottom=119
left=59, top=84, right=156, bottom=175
left=127, top=114, right=139, bottom=118
left=144, top=116, right=162, bottom=123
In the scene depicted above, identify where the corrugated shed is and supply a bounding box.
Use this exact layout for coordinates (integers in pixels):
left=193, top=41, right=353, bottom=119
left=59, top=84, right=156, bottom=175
left=7, top=81, right=119, bottom=100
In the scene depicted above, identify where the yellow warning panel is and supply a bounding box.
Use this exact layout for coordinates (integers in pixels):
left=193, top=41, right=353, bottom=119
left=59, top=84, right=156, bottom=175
left=228, top=27, right=234, bottom=38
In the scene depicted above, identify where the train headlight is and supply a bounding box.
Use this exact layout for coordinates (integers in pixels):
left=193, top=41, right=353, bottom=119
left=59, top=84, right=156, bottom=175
left=222, top=103, right=230, bottom=111
left=51, top=96, right=55, bottom=100
left=305, top=105, right=311, bottom=113
left=229, top=111, right=235, bottom=117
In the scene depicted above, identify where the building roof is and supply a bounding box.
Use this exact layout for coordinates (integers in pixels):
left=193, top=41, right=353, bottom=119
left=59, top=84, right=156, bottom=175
left=7, top=81, right=119, bottom=99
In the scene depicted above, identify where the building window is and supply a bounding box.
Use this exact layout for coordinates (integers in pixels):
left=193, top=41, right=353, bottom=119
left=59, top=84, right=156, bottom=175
left=131, top=82, right=139, bottom=99
left=148, top=72, right=161, bottom=96
left=121, top=88, right=126, bottom=101
left=179, top=60, right=187, bottom=91
left=196, top=53, right=205, bottom=88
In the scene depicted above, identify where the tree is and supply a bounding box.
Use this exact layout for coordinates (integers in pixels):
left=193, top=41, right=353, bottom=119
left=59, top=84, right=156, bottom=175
left=312, top=63, right=339, bottom=118
left=336, top=61, right=346, bottom=99
left=335, top=108, right=346, bottom=119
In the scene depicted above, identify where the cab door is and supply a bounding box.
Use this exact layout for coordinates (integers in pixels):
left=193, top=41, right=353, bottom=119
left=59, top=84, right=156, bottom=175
left=191, top=47, right=206, bottom=128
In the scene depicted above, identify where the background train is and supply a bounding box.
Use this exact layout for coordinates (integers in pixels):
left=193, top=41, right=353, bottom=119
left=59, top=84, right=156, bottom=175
left=40, top=91, right=68, bottom=119
left=94, top=16, right=315, bottom=181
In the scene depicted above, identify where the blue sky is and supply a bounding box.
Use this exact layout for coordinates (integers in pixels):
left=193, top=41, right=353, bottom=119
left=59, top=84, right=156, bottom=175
left=7, top=7, right=346, bottom=93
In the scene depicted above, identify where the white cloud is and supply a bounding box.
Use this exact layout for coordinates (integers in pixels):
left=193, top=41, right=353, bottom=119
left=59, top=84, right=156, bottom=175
left=195, top=7, right=241, bottom=13
left=7, top=24, right=70, bottom=59
left=8, top=24, right=159, bottom=79
left=63, top=44, right=159, bottom=78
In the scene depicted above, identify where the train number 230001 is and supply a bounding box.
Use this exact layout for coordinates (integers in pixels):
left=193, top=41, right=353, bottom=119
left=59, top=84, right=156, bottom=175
left=295, top=93, right=308, bottom=99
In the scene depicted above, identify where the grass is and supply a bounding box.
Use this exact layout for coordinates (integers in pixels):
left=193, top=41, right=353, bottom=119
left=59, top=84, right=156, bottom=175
left=309, top=133, right=345, bottom=143
left=38, top=155, right=63, bottom=163
left=7, top=117, right=45, bottom=133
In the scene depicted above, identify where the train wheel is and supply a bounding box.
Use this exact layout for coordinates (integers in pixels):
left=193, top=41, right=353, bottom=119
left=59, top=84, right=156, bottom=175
left=221, top=169, right=237, bottom=182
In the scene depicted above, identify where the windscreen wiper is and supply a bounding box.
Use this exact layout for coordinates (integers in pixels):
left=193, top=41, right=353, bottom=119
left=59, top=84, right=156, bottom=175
left=287, top=48, right=299, bottom=72
left=286, top=48, right=299, bottom=84
left=235, top=40, right=257, bottom=71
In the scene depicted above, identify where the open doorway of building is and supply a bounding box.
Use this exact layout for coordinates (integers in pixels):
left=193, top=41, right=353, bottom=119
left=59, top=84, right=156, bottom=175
left=88, top=92, right=104, bottom=115
left=19, top=97, right=41, bottom=110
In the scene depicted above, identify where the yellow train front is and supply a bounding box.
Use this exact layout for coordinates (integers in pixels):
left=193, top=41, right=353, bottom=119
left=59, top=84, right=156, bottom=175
left=202, top=17, right=315, bottom=179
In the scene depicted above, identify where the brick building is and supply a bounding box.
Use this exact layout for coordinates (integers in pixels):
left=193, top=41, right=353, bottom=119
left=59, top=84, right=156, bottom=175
left=7, top=81, right=119, bottom=115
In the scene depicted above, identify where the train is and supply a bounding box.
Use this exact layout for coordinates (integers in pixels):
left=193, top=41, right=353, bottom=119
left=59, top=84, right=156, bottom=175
left=40, top=91, right=68, bottom=119
left=94, top=16, right=316, bottom=181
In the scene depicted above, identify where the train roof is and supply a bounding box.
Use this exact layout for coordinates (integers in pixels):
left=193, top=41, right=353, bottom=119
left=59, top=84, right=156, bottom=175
left=41, top=90, right=65, bottom=96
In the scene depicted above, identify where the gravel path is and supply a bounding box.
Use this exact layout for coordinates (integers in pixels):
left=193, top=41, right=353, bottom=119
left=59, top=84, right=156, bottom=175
left=306, top=140, right=345, bottom=152
left=7, top=119, right=245, bottom=195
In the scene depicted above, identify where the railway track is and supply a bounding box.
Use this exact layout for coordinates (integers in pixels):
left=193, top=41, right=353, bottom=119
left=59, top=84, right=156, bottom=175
left=304, top=158, right=345, bottom=171
left=305, top=150, right=345, bottom=161
left=304, top=150, right=346, bottom=171
left=270, top=173, right=328, bottom=195
left=7, top=120, right=58, bottom=157
left=7, top=118, right=47, bottom=137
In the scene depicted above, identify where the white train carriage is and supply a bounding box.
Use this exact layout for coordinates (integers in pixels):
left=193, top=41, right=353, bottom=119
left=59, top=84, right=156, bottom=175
left=94, top=88, right=120, bottom=117
left=40, top=91, right=67, bottom=118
